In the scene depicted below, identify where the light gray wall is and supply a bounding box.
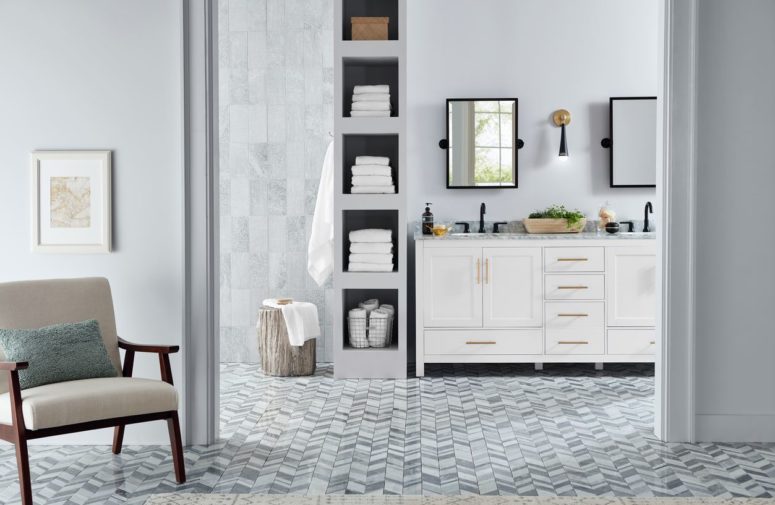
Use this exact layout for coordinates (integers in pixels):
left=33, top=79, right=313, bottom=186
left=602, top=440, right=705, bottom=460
left=407, top=0, right=659, bottom=223
left=218, top=0, right=335, bottom=363
left=694, top=0, right=775, bottom=440
left=0, top=0, right=184, bottom=444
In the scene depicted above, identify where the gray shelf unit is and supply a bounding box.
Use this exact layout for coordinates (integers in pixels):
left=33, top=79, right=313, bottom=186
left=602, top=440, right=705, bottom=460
left=334, top=0, right=407, bottom=379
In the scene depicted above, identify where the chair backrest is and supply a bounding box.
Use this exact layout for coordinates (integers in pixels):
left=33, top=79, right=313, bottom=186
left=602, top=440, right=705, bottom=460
left=0, top=277, right=122, bottom=394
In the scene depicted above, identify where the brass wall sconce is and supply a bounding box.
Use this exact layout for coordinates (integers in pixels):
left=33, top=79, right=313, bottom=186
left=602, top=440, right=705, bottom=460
left=553, top=109, right=571, bottom=157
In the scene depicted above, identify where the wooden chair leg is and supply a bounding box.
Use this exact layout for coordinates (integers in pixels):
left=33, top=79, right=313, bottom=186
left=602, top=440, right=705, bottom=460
left=112, top=425, right=125, bottom=454
left=15, top=436, right=33, bottom=505
left=166, top=412, right=186, bottom=484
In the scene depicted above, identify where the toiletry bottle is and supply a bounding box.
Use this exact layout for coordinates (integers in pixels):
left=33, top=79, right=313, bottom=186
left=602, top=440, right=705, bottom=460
left=422, top=203, right=434, bottom=235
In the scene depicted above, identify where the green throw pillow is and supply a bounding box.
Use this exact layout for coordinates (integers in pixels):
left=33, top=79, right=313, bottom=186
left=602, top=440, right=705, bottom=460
left=0, top=319, right=118, bottom=389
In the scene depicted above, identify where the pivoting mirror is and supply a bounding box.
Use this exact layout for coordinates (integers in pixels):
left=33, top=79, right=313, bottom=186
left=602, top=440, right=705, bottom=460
left=604, top=97, right=657, bottom=188
left=443, top=99, right=520, bottom=188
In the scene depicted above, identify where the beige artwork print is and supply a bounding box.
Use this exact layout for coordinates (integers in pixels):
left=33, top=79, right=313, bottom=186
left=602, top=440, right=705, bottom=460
left=50, top=176, right=91, bottom=228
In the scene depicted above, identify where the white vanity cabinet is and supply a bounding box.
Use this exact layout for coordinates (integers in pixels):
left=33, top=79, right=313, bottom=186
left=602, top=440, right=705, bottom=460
left=415, top=236, right=656, bottom=376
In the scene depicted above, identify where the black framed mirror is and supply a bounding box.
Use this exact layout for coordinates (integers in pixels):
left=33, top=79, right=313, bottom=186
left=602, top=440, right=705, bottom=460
left=604, top=96, right=657, bottom=188
left=443, top=98, right=520, bottom=188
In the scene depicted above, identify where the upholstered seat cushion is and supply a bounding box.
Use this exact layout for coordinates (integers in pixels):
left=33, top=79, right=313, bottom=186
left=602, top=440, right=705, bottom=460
left=0, top=377, right=177, bottom=431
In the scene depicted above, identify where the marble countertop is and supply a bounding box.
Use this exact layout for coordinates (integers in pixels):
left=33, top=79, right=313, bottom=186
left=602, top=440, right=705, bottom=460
left=414, top=230, right=656, bottom=241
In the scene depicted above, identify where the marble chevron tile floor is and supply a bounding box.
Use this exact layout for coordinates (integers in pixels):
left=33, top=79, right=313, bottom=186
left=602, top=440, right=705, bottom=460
left=1, top=363, right=775, bottom=505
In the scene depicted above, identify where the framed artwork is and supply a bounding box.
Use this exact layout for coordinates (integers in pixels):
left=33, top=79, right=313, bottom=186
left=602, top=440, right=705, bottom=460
left=31, top=150, right=112, bottom=253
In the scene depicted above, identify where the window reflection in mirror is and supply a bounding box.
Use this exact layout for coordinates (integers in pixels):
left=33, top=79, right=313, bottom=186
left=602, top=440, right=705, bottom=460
left=447, top=99, right=518, bottom=188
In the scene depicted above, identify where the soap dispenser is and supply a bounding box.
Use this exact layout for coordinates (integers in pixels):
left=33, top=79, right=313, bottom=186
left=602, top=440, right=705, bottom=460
left=422, top=203, right=434, bottom=235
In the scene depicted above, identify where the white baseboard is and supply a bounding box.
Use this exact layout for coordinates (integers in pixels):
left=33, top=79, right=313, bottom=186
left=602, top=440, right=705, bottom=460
left=696, top=414, right=775, bottom=442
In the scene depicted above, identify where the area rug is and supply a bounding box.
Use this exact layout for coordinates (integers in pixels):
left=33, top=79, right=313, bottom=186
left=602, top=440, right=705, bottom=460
left=145, top=496, right=775, bottom=504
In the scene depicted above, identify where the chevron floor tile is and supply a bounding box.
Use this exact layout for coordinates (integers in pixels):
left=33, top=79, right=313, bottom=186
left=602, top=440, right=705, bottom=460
left=0, top=363, right=774, bottom=504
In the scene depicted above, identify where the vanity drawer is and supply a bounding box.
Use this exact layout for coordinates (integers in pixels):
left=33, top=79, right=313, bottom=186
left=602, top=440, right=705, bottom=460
left=545, top=330, right=605, bottom=355
left=607, top=328, right=656, bottom=355
left=545, top=274, right=604, bottom=300
left=425, top=329, right=542, bottom=355
left=544, top=247, right=604, bottom=272
left=545, top=301, right=605, bottom=354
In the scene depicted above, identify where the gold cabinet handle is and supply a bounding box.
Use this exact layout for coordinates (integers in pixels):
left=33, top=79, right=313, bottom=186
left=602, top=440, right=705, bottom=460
left=557, top=258, right=589, bottom=262
left=558, top=313, right=589, bottom=317
left=558, top=340, right=589, bottom=345
left=476, top=258, right=481, bottom=284
left=557, top=286, right=588, bottom=290
left=649, top=341, right=656, bottom=345
left=485, top=258, right=489, bottom=284
left=466, top=340, right=496, bottom=345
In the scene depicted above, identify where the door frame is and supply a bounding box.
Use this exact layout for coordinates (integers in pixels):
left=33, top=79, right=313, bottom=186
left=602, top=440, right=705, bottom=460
left=185, top=0, right=698, bottom=443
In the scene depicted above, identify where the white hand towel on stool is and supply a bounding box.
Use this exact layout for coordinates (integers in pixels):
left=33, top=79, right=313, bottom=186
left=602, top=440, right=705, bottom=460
left=349, top=262, right=394, bottom=272
left=349, top=228, right=392, bottom=243
left=368, top=308, right=391, bottom=347
left=355, top=156, right=390, bottom=165
left=262, top=299, right=321, bottom=346
left=351, top=165, right=392, bottom=176
left=352, top=175, right=393, bottom=186
left=352, top=93, right=390, bottom=102
left=351, top=101, right=391, bottom=111
left=349, top=253, right=394, bottom=264
left=353, top=84, right=389, bottom=95
left=351, top=242, right=392, bottom=254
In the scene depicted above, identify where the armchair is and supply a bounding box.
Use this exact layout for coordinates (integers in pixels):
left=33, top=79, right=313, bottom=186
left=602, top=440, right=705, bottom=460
left=0, top=278, right=185, bottom=505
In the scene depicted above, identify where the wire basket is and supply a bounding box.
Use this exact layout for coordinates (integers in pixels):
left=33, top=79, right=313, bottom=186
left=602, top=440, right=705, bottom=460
left=347, top=313, right=394, bottom=348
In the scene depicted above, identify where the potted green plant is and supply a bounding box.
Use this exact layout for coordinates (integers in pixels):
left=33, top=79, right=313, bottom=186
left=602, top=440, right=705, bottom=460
left=523, top=204, right=587, bottom=234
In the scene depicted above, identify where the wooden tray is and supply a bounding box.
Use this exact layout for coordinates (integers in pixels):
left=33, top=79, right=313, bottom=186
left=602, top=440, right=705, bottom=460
left=523, top=218, right=586, bottom=234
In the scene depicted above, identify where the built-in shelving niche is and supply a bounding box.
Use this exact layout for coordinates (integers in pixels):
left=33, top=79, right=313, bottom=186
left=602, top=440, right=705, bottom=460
left=342, top=209, right=399, bottom=273
left=342, top=57, right=399, bottom=118
left=342, top=288, right=399, bottom=351
left=342, top=134, right=399, bottom=194
left=342, top=0, right=399, bottom=41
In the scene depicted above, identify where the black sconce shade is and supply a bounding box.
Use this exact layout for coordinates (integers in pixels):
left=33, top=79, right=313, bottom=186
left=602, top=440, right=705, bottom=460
left=559, top=123, right=568, bottom=157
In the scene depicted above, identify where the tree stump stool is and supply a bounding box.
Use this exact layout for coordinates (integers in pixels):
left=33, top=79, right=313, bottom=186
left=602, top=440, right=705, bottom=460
left=258, top=306, right=316, bottom=376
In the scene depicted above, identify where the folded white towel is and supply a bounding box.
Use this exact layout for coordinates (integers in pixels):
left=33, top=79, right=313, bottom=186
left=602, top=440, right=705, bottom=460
left=351, top=185, right=396, bottom=194
left=349, top=228, right=392, bottom=243
left=349, top=262, right=394, bottom=272
left=352, top=175, right=393, bottom=186
left=352, top=165, right=392, bottom=176
left=355, top=156, right=390, bottom=166
left=352, top=93, right=390, bottom=102
left=350, top=242, right=392, bottom=254
left=349, top=253, right=394, bottom=264
left=349, top=307, right=367, bottom=319
left=350, top=110, right=391, bottom=117
left=359, top=299, right=380, bottom=315
left=353, top=84, right=389, bottom=95
left=379, top=304, right=395, bottom=316
left=351, top=101, right=391, bottom=111
left=262, top=299, right=321, bottom=346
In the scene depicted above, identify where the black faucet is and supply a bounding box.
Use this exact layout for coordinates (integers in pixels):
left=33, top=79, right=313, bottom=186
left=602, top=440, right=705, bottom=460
left=479, top=203, right=486, bottom=233
left=643, top=201, right=653, bottom=232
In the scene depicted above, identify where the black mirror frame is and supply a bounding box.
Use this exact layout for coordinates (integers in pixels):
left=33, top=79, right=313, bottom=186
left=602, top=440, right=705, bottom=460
left=605, top=96, right=658, bottom=188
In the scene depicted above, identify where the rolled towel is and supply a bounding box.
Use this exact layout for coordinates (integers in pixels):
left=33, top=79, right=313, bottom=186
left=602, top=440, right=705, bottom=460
left=349, top=253, right=394, bottom=264
left=348, top=262, right=394, bottom=272
left=350, top=110, right=391, bottom=117
left=352, top=175, right=393, bottom=186
left=353, top=84, right=389, bottom=95
left=368, top=308, right=391, bottom=346
left=379, top=304, right=395, bottom=316
left=350, top=242, right=392, bottom=254
left=351, top=185, right=396, bottom=194
left=349, top=307, right=367, bottom=319
left=352, top=93, right=390, bottom=102
left=351, top=101, right=391, bottom=111
left=349, top=228, right=392, bottom=243
left=348, top=307, right=368, bottom=348
left=355, top=156, right=390, bottom=166
left=359, top=299, right=380, bottom=314
left=351, top=165, right=392, bottom=176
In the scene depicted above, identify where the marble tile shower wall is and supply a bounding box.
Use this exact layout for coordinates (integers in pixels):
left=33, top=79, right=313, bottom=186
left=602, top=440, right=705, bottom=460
left=219, top=0, right=335, bottom=363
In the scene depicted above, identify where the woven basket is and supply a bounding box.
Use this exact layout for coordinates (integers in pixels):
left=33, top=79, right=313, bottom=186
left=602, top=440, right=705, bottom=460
left=523, top=218, right=586, bottom=234
left=347, top=312, right=394, bottom=348
left=351, top=17, right=389, bottom=41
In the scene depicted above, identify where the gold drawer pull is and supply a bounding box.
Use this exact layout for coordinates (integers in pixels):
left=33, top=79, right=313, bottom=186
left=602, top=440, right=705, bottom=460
left=476, top=258, right=481, bottom=285
left=649, top=341, right=656, bottom=345
left=558, top=340, right=589, bottom=345
left=485, top=258, right=490, bottom=284
left=558, top=285, right=588, bottom=290
left=558, top=313, right=589, bottom=317
left=466, top=340, right=496, bottom=345
left=557, top=258, right=588, bottom=262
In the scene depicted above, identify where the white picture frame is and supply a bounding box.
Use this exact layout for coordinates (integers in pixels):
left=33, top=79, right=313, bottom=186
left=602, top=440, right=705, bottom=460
left=31, top=150, right=112, bottom=253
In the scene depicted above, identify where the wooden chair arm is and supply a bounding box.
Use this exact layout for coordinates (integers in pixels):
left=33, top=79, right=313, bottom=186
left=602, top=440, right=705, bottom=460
left=117, top=337, right=179, bottom=354
left=0, top=361, right=28, bottom=372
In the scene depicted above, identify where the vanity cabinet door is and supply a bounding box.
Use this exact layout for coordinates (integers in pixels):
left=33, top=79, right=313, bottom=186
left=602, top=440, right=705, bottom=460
left=606, top=246, right=657, bottom=327
left=483, top=247, right=543, bottom=327
left=423, top=247, right=483, bottom=328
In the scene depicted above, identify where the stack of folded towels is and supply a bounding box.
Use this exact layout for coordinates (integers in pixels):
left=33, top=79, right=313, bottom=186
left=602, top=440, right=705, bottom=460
left=351, top=155, right=395, bottom=194
left=348, top=228, right=394, bottom=272
left=351, top=84, right=391, bottom=117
